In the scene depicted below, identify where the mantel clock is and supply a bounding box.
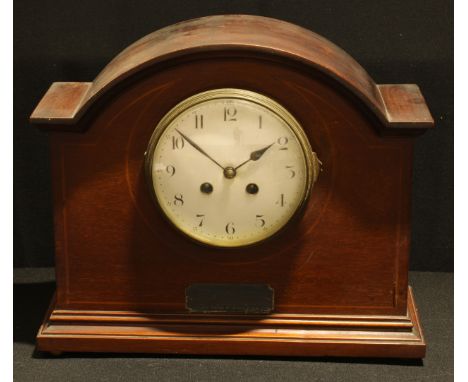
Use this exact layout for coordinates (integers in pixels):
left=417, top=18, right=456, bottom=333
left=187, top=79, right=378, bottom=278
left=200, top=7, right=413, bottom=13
left=30, top=15, right=433, bottom=358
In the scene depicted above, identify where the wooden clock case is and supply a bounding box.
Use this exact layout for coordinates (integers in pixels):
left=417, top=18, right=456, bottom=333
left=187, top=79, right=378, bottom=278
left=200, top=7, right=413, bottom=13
left=30, top=15, right=433, bottom=358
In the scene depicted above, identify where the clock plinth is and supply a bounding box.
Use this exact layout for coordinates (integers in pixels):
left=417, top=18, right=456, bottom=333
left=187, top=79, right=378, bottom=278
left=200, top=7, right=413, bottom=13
left=31, top=15, right=433, bottom=358
left=37, top=288, right=424, bottom=358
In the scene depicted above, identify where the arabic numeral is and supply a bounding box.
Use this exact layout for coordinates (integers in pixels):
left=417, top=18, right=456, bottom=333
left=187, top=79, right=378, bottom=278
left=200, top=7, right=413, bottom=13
left=255, top=215, right=266, bottom=228
left=225, top=222, right=235, bottom=235
left=195, top=114, right=204, bottom=129
left=285, top=165, right=295, bottom=178
left=173, top=194, right=184, bottom=206
left=224, top=105, right=237, bottom=121
left=172, top=136, right=185, bottom=150
left=196, top=214, right=205, bottom=227
left=277, top=136, right=288, bottom=150
left=166, top=165, right=176, bottom=177
left=277, top=194, right=285, bottom=207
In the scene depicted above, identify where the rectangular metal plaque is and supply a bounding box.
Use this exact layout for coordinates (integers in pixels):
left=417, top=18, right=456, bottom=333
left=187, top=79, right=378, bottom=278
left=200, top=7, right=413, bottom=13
left=186, top=283, right=274, bottom=314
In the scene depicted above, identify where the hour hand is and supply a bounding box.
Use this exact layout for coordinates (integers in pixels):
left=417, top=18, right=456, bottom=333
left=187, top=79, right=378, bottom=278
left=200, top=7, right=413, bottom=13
left=250, top=142, right=275, bottom=161
left=234, top=142, right=275, bottom=171
left=175, top=129, right=225, bottom=171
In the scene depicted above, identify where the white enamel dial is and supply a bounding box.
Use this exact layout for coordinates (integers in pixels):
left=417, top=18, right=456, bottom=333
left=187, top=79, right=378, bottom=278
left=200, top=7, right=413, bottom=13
left=146, top=89, right=319, bottom=247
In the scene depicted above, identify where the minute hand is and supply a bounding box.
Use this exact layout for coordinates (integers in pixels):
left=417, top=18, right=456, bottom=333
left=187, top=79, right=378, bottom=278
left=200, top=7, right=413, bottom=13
left=234, top=142, right=275, bottom=171
left=175, top=129, right=225, bottom=171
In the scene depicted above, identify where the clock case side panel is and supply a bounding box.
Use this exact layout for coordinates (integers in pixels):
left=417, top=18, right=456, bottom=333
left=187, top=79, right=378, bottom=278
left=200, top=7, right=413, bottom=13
left=49, top=136, right=68, bottom=307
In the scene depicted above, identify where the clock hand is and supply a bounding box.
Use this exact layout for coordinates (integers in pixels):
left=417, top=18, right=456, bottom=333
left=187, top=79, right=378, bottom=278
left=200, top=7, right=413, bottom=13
left=175, top=129, right=225, bottom=171
left=234, top=142, right=275, bottom=171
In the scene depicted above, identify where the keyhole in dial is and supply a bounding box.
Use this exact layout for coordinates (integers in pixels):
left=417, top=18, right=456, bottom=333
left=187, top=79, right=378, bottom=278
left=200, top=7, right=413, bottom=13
left=200, top=182, right=213, bottom=194
left=246, top=183, right=259, bottom=194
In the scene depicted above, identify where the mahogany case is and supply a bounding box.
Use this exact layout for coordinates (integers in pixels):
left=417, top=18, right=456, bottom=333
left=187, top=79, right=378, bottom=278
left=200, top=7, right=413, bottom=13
left=30, top=15, right=433, bottom=358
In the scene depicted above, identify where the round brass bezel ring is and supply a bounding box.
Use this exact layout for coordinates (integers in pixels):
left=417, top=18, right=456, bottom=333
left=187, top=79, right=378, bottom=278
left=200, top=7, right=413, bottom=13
left=144, top=88, right=319, bottom=248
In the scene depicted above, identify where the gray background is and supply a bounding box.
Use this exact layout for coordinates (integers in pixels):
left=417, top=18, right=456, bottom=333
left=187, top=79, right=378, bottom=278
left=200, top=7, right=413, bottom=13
left=14, top=0, right=453, bottom=270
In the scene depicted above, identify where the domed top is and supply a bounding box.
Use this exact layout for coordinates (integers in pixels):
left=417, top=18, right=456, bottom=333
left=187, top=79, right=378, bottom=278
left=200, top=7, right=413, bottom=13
left=31, top=14, right=433, bottom=132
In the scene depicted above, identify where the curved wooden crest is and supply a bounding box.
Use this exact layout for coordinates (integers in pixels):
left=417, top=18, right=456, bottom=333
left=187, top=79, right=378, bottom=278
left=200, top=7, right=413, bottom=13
left=31, top=14, right=433, bottom=132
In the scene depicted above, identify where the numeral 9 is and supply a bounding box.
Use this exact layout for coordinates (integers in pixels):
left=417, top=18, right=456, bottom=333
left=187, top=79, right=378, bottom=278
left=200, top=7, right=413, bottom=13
left=166, top=165, right=176, bottom=176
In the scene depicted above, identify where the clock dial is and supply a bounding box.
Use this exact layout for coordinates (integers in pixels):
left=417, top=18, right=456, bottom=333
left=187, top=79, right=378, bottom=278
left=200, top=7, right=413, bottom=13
left=146, top=89, right=319, bottom=247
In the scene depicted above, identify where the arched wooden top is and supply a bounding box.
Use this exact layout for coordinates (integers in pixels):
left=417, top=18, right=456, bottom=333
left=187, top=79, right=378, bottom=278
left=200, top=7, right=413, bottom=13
left=31, top=15, right=433, bottom=132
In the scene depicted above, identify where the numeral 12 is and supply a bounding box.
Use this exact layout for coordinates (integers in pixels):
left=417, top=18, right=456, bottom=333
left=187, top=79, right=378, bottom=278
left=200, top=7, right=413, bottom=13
left=224, top=106, right=237, bottom=121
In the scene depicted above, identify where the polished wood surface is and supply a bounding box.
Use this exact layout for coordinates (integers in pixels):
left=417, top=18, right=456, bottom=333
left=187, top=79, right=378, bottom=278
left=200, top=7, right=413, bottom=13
left=30, top=15, right=433, bottom=358
left=30, top=15, right=433, bottom=131
left=37, top=287, right=425, bottom=358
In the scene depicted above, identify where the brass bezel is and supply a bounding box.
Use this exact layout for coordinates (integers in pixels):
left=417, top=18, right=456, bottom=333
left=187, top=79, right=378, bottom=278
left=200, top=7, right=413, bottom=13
left=145, top=88, right=319, bottom=248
